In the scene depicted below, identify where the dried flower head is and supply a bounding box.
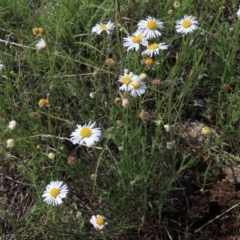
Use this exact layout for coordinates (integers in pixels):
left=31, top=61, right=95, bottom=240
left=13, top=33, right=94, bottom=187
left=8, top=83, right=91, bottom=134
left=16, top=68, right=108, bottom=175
left=105, top=58, right=115, bottom=66
left=114, top=97, right=122, bottom=105
left=152, top=79, right=161, bottom=85
left=68, top=156, right=77, bottom=165
left=38, top=99, right=47, bottom=107
left=32, top=27, right=39, bottom=35
left=38, top=27, right=45, bottom=35
left=139, top=110, right=150, bottom=120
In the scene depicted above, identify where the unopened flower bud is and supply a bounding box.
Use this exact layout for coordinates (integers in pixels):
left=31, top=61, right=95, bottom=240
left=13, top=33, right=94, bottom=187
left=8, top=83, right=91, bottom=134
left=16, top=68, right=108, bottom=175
left=139, top=73, right=147, bottom=81
left=47, top=152, right=55, bottom=160
left=164, top=124, right=171, bottom=132
left=6, top=139, right=15, bottom=148
left=114, top=97, right=122, bottom=104
left=122, top=98, right=129, bottom=108
left=201, top=126, right=211, bottom=135
left=8, top=120, right=17, bottom=130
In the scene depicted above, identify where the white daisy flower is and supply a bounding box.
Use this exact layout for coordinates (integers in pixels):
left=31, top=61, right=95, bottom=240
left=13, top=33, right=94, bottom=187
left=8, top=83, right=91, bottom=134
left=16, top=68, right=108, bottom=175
left=118, top=71, right=139, bottom=91
left=123, top=31, right=148, bottom=51
left=0, top=61, right=3, bottom=71
left=137, top=16, right=164, bottom=39
left=237, top=7, right=240, bottom=18
left=36, top=38, right=46, bottom=50
left=70, top=121, right=101, bottom=147
left=91, top=21, right=115, bottom=35
left=42, top=181, right=68, bottom=206
left=141, top=43, right=168, bottom=57
left=175, top=15, right=198, bottom=34
left=8, top=120, right=17, bottom=130
left=90, top=215, right=108, bottom=230
left=129, top=80, right=147, bottom=97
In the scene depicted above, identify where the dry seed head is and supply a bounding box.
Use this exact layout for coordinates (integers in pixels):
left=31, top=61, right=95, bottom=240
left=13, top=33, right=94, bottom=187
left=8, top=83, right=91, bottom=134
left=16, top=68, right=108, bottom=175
left=68, top=156, right=77, bottom=165
left=168, top=9, right=173, bottom=15
left=152, top=79, right=161, bottom=85
left=38, top=27, right=45, bottom=35
left=222, top=83, right=230, bottom=91
left=114, top=97, right=122, bottom=105
left=32, top=27, right=39, bottom=35
left=105, top=58, right=115, bottom=66
left=38, top=99, right=47, bottom=107
left=139, top=110, right=150, bottom=120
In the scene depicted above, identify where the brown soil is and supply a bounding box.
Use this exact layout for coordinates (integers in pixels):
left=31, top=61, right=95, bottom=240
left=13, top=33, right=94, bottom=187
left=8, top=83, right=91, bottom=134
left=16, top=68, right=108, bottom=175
left=163, top=165, right=240, bottom=240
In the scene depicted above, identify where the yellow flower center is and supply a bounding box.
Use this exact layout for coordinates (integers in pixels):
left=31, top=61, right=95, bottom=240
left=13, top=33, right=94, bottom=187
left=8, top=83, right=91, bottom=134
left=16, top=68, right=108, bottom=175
left=145, top=57, right=154, bottom=66
left=146, top=20, right=157, bottom=30
left=99, top=25, right=107, bottom=31
left=79, top=127, right=92, bottom=138
left=122, top=76, right=132, bottom=84
left=96, top=216, right=104, bottom=225
left=181, top=19, right=192, bottom=28
left=50, top=187, right=60, bottom=197
left=131, top=81, right=140, bottom=89
left=147, top=43, right=158, bottom=50
left=132, top=34, right=142, bottom=43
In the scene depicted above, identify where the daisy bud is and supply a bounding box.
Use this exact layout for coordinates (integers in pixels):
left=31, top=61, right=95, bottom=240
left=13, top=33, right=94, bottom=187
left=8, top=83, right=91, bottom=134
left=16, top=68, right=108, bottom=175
left=124, top=69, right=129, bottom=74
left=164, top=124, right=171, bottom=132
left=32, top=27, right=39, bottom=35
left=118, top=146, right=124, bottom=151
left=38, top=27, right=45, bottom=35
left=201, top=127, right=211, bottom=135
left=122, top=98, right=129, bottom=108
left=89, top=92, right=95, bottom=98
left=166, top=142, right=173, bottom=150
left=90, top=174, right=97, bottom=181
left=114, top=97, right=122, bottom=105
left=8, top=120, right=17, bottom=130
left=105, top=58, right=115, bottom=66
left=174, top=1, right=181, bottom=8
left=139, top=73, right=148, bottom=81
left=139, top=110, right=150, bottom=120
left=6, top=139, right=15, bottom=148
left=47, top=152, right=55, bottom=160
left=155, top=120, right=162, bottom=126
left=116, top=120, right=122, bottom=126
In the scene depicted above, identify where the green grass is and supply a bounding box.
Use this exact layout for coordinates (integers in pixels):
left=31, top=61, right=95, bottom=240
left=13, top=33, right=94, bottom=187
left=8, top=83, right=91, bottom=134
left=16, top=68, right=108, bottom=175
left=1, top=0, right=240, bottom=239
